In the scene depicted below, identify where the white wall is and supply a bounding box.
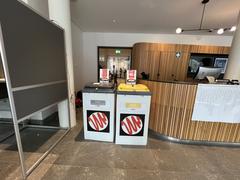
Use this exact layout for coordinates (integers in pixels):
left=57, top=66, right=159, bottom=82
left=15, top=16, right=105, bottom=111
left=71, top=22, right=83, bottom=92
left=20, top=0, right=28, bottom=4
left=77, top=32, right=233, bottom=89
left=27, top=0, right=49, bottom=18
left=30, top=105, right=57, bottom=120
left=48, top=0, right=76, bottom=127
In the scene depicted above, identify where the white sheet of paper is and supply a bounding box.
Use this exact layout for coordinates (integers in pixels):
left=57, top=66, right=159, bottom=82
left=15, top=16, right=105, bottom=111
left=192, top=84, right=240, bottom=123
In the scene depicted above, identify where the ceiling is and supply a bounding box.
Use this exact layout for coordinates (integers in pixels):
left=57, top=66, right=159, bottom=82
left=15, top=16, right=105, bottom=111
left=70, top=0, right=240, bottom=35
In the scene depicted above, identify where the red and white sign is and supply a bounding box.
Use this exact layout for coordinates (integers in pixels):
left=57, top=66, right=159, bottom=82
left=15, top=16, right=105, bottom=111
left=121, top=115, right=143, bottom=135
left=88, top=112, right=109, bottom=131
left=126, top=70, right=137, bottom=85
left=99, top=69, right=109, bottom=83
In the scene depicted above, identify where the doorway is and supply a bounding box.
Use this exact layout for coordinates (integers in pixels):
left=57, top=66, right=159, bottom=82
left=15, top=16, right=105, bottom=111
left=98, top=47, right=132, bottom=83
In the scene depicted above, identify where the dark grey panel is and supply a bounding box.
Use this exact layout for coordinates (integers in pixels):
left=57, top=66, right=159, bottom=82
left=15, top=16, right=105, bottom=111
left=0, top=54, right=4, bottom=79
left=0, top=0, right=67, bottom=88
left=13, top=82, right=68, bottom=120
left=0, top=82, right=8, bottom=99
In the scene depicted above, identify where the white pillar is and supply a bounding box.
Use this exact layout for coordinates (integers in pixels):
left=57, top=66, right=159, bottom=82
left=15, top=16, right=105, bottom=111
left=48, top=0, right=76, bottom=127
left=21, top=0, right=28, bottom=3
left=224, top=12, right=240, bottom=80
left=58, top=100, right=70, bottom=128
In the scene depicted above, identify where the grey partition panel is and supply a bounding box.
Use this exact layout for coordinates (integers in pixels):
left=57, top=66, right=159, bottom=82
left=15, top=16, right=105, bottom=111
left=0, top=0, right=67, bottom=88
left=13, top=82, right=68, bottom=120
left=0, top=55, right=4, bottom=78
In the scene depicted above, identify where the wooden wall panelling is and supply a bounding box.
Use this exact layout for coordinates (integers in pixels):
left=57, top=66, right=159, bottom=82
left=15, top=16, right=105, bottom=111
left=190, top=45, right=230, bottom=54
left=159, top=52, right=175, bottom=81
left=136, top=50, right=149, bottom=78
left=133, top=43, right=230, bottom=82
left=140, top=80, right=240, bottom=143
left=172, top=52, right=190, bottom=81
left=147, top=80, right=157, bottom=129
left=148, top=51, right=160, bottom=80
left=158, top=51, right=190, bottom=81
left=132, top=45, right=140, bottom=76
left=132, top=49, right=160, bottom=80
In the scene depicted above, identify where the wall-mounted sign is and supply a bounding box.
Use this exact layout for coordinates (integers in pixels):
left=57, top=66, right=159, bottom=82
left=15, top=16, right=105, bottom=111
left=192, top=84, right=240, bottom=123
left=126, top=70, right=137, bottom=85
left=99, top=69, right=109, bottom=83
left=176, top=51, right=181, bottom=59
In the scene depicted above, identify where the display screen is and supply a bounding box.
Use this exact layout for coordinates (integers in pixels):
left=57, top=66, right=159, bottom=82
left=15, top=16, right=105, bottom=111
left=188, top=53, right=228, bottom=78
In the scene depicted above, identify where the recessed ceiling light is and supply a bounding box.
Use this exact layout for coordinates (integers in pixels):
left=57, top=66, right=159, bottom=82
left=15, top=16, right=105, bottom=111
left=217, top=28, right=224, bottom=35
left=230, top=26, right=237, bottom=32
left=176, top=27, right=182, bottom=34
left=112, top=19, right=117, bottom=23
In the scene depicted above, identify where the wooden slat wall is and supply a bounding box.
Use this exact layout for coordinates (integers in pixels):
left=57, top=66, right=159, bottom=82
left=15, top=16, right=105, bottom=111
left=132, top=43, right=230, bottom=81
left=140, top=80, right=240, bottom=143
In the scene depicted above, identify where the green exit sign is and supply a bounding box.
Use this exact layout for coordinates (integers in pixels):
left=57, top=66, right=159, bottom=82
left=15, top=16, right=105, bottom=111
left=115, top=49, right=121, bottom=54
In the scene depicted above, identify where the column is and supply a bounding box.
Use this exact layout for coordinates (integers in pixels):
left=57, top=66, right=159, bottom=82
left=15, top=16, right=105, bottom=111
left=21, top=0, right=28, bottom=3
left=224, top=12, right=240, bottom=80
left=58, top=100, right=70, bottom=128
left=48, top=0, right=76, bottom=127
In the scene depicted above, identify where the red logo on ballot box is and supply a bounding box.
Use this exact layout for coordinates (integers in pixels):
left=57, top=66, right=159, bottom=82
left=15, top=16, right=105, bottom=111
left=87, top=111, right=110, bottom=132
left=120, top=114, right=145, bottom=136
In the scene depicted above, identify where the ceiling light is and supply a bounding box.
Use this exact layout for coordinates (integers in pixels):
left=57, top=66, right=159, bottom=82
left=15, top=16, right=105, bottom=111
left=177, top=0, right=236, bottom=35
left=176, top=28, right=182, bottom=34
left=217, top=28, right=224, bottom=35
left=112, top=19, right=116, bottom=23
left=230, top=26, right=237, bottom=32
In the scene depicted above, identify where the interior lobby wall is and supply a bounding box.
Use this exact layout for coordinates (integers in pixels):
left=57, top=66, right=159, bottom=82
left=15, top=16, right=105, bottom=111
left=78, top=32, right=233, bottom=89
left=71, top=22, right=83, bottom=91
left=27, top=0, right=49, bottom=18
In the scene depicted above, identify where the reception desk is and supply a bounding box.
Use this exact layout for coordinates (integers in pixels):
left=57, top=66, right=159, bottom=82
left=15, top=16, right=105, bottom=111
left=139, top=79, right=240, bottom=145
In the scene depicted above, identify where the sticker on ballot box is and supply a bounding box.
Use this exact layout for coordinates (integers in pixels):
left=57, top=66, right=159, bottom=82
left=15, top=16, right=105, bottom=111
left=126, top=70, right=137, bottom=85
left=125, top=103, right=141, bottom=109
left=120, top=114, right=145, bottom=136
left=87, top=110, right=110, bottom=132
left=99, top=69, right=109, bottom=83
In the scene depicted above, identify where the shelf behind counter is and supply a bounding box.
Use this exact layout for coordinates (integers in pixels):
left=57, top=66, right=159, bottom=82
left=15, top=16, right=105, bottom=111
left=139, top=79, right=240, bottom=144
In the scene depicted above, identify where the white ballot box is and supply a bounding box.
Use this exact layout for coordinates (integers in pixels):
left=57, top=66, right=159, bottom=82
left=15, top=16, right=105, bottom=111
left=82, top=83, right=115, bottom=142
left=115, top=83, right=151, bottom=145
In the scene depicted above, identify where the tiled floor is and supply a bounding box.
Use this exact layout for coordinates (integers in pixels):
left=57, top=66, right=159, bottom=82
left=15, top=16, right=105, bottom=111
left=0, top=127, right=66, bottom=179
left=3, top=110, right=240, bottom=180
left=0, top=123, right=14, bottom=142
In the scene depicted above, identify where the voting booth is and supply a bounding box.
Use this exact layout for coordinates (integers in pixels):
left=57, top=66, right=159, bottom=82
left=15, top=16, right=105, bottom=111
left=115, top=84, right=151, bottom=145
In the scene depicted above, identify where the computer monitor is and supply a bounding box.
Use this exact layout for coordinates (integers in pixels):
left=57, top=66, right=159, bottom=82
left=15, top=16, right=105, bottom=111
left=188, top=53, right=228, bottom=79
left=194, top=67, right=222, bottom=80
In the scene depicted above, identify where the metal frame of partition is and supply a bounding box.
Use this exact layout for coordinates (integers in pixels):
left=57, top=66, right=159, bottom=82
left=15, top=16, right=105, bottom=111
left=0, top=24, right=26, bottom=177
left=0, top=22, right=71, bottom=180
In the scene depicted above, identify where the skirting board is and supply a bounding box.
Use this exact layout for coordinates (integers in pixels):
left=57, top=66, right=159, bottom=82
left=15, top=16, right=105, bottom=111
left=149, top=129, right=240, bottom=148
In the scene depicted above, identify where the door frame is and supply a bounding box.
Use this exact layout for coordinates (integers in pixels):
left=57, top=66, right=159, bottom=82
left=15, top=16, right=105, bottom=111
left=97, top=46, right=133, bottom=82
